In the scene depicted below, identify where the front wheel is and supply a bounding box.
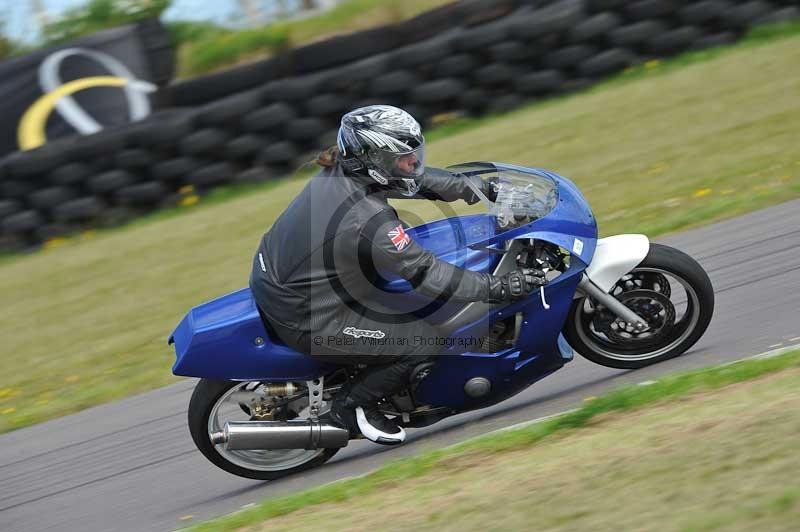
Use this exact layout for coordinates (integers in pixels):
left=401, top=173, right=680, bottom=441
left=564, top=243, right=714, bottom=369
left=188, top=379, right=339, bottom=480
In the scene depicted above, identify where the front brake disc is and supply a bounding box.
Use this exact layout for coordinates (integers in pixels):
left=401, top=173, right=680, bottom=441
left=602, top=289, right=676, bottom=345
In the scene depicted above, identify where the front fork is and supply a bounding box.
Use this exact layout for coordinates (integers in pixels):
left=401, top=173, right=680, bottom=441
left=519, top=240, right=648, bottom=331
left=577, top=274, right=649, bottom=332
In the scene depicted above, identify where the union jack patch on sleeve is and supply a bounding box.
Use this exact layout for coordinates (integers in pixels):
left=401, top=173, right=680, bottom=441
left=388, top=224, right=412, bottom=252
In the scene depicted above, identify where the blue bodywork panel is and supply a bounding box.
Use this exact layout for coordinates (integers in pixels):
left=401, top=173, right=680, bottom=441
left=169, top=163, right=598, bottom=411
left=170, top=288, right=336, bottom=381
left=375, top=213, right=502, bottom=322
left=414, top=263, right=582, bottom=410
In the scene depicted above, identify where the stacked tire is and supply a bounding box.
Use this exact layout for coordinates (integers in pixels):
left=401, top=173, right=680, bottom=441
left=1, top=0, right=797, bottom=251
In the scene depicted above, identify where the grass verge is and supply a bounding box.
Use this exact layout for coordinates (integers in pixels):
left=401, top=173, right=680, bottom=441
left=188, top=349, right=800, bottom=531
left=1, top=27, right=800, bottom=433
left=174, top=0, right=453, bottom=77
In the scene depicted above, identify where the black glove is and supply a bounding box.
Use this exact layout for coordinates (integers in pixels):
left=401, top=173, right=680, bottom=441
left=482, top=176, right=499, bottom=203
left=486, top=268, right=546, bottom=303
left=462, top=175, right=499, bottom=204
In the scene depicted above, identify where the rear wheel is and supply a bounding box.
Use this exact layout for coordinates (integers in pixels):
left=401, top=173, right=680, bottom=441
left=188, top=379, right=339, bottom=480
left=564, top=244, right=714, bottom=369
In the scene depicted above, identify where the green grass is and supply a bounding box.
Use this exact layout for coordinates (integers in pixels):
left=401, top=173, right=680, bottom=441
left=174, top=0, right=453, bottom=77
left=1, top=29, right=800, bottom=433
left=174, top=23, right=291, bottom=78
left=187, top=349, right=800, bottom=531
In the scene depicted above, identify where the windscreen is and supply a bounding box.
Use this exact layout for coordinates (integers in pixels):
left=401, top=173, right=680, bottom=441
left=449, top=163, right=559, bottom=229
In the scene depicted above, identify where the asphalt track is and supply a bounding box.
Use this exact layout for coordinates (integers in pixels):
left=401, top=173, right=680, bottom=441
left=2, top=200, right=799, bottom=532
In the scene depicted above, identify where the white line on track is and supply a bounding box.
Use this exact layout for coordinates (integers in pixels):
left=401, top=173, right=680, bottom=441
left=483, top=343, right=800, bottom=440
left=748, top=343, right=800, bottom=360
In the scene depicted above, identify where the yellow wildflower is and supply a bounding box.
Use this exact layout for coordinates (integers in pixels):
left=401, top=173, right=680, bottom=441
left=180, top=195, right=200, bottom=207
left=43, top=237, right=68, bottom=250
left=693, top=188, right=712, bottom=198
left=646, top=163, right=669, bottom=176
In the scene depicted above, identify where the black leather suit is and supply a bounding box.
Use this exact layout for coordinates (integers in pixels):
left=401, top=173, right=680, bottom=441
left=249, top=162, right=496, bottom=404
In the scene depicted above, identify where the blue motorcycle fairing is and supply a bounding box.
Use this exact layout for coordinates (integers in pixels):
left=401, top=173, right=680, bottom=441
left=403, top=213, right=499, bottom=271
left=467, top=164, right=598, bottom=266
left=169, top=288, right=335, bottom=381
left=413, top=260, right=583, bottom=409
left=374, top=213, right=503, bottom=322
left=169, top=162, right=600, bottom=411
left=375, top=165, right=597, bottom=322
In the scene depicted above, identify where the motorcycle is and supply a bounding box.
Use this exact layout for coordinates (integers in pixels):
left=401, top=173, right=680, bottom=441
left=169, top=162, right=714, bottom=480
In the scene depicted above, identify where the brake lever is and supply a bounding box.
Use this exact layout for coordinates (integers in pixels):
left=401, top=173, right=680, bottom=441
left=537, top=259, right=551, bottom=310
left=540, top=286, right=550, bottom=310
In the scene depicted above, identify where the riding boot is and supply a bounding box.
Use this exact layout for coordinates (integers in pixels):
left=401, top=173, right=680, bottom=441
left=346, top=355, right=425, bottom=404
left=331, top=356, right=428, bottom=445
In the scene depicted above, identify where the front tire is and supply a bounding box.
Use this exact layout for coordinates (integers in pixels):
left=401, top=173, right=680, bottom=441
left=188, top=379, right=339, bottom=480
left=564, top=243, right=714, bottom=369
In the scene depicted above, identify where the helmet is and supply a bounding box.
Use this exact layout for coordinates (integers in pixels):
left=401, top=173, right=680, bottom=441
left=337, top=105, right=425, bottom=195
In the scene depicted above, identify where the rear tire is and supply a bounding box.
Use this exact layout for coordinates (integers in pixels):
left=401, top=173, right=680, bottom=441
left=188, top=379, right=339, bottom=481
left=564, top=243, right=714, bottom=369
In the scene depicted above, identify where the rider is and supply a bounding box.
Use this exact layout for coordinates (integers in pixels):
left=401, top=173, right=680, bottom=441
left=250, top=105, right=545, bottom=445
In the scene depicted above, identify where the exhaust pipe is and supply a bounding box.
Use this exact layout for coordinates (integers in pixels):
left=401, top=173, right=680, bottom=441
left=210, top=420, right=349, bottom=450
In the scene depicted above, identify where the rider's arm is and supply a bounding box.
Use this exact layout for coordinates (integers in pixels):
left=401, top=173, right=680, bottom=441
left=384, top=167, right=483, bottom=204
left=359, top=208, right=495, bottom=303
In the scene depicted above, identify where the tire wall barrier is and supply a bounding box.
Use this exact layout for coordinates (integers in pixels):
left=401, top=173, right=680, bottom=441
left=1, top=0, right=798, bottom=250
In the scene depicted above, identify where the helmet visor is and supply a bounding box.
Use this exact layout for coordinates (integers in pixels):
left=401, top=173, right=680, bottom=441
left=369, top=145, right=426, bottom=179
